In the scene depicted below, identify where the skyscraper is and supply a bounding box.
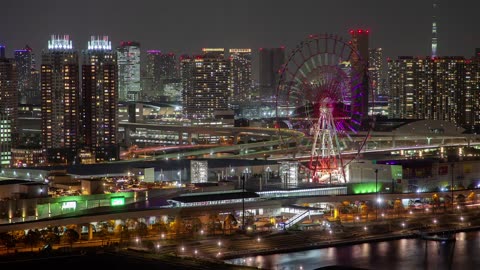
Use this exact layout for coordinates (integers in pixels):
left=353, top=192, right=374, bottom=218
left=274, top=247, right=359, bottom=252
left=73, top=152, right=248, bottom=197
left=349, top=29, right=370, bottom=124
left=229, top=48, right=252, bottom=104
left=182, top=48, right=230, bottom=120
left=369, top=48, right=384, bottom=99
left=14, top=45, right=36, bottom=104
left=0, top=47, right=17, bottom=166
left=145, top=50, right=179, bottom=100
left=180, top=54, right=193, bottom=111
left=82, top=36, right=119, bottom=162
left=117, top=41, right=141, bottom=101
left=259, top=47, right=285, bottom=101
left=41, top=35, right=79, bottom=164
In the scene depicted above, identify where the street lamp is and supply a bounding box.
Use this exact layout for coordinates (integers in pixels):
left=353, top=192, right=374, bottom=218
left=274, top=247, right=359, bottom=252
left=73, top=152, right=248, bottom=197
left=451, top=163, right=454, bottom=211
left=242, top=169, right=248, bottom=232
left=375, top=169, right=379, bottom=221
left=177, top=170, right=182, bottom=186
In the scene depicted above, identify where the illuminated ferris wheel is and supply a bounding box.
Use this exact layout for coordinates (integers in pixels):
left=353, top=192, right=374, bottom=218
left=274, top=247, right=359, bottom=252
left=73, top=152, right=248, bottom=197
left=275, top=33, right=374, bottom=183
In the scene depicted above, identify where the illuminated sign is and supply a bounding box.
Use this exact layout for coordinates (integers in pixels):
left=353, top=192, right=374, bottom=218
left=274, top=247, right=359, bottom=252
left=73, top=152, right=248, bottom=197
left=47, top=35, right=73, bottom=50
left=87, top=36, right=112, bottom=51
left=202, top=48, right=225, bottom=52
left=229, top=49, right=252, bottom=53
left=110, top=197, right=125, bottom=206
left=61, top=201, right=77, bottom=210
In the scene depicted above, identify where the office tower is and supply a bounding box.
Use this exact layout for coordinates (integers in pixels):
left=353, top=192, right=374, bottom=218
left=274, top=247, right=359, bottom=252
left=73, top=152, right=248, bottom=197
left=145, top=50, right=161, bottom=98
left=259, top=47, right=285, bottom=101
left=14, top=45, right=37, bottom=104
left=158, top=52, right=178, bottom=80
left=41, top=35, right=79, bottom=164
left=117, top=41, right=141, bottom=101
left=0, top=50, right=17, bottom=166
left=388, top=56, right=478, bottom=128
left=431, top=1, right=439, bottom=58
left=349, top=29, right=370, bottom=124
left=82, top=36, right=119, bottom=162
left=229, top=49, right=252, bottom=104
left=182, top=48, right=229, bottom=120
left=145, top=50, right=179, bottom=100
left=369, top=48, right=385, bottom=99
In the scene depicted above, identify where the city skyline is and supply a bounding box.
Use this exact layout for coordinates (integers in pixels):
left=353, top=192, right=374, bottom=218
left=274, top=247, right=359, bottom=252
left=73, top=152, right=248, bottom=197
left=1, top=0, right=479, bottom=61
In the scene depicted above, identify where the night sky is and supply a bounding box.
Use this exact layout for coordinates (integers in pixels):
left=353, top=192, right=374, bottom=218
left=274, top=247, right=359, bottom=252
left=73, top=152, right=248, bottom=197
left=2, top=0, right=479, bottom=62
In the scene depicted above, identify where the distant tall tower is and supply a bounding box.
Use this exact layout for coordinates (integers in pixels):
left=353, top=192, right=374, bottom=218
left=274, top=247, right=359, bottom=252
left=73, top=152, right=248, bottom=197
left=82, top=36, right=119, bottom=162
left=41, top=35, right=79, bottom=164
left=117, top=41, right=141, bottom=101
left=182, top=48, right=230, bottom=119
left=229, top=48, right=252, bottom=104
left=14, top=45, right=36, bottom=104
left=349, top=29, right=370, bottom=123
left=0, top=47, right=17, bottom=166
left=259, top=47, right=285, bottom=101
left=431, top=1, right=439, bottom=58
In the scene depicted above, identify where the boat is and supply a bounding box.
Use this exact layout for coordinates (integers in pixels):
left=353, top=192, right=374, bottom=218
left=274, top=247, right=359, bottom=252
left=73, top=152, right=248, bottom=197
left=417, top=231, right=456, bottom=242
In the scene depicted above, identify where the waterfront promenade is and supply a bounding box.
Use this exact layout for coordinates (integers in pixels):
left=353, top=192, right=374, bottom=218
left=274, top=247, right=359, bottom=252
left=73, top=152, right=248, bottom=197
left=1, top=205, right=479, bottom=269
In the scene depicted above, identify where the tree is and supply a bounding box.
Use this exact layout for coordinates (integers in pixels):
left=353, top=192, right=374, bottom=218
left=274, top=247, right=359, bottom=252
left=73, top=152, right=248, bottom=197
left=170, top=216, right=183, bottom=237
left=118, top=225, right=130, bottom=244
left=467, top=191, right=476, bottom=204
left=223, top=214, right=238, bottom=235
left=393, top=199, right=404, bottom=217
left=135, top=222, right=149, bottom=238
left=62, top=228, right=80, bottom=248
left=96, top=223, right=111, bottom=245
left=0, top=232, right=16, bottom=253
left=24, top=229, right=41, bottom=252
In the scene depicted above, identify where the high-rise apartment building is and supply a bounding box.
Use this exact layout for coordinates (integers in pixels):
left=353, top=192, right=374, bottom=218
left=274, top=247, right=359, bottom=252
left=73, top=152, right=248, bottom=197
left=180, top=54, right=193, bottom=111
left=229, top=49, right=252, bottom=104
left=14, top=45, right=37, bottom=104
left=182, top=48, right=230, bottom=120
left=388, top=56, right=480, bottom=129
left=117, top=41, right=141, bottom=101
left=369, top=48, right=385, bottom=99
left=259, top=47, right=285, bottom=101
left=0, top=48, right=17, bottom=166
left=82, top=36, right=119, bottom=162
left=41, top=35, right=79, bottom=164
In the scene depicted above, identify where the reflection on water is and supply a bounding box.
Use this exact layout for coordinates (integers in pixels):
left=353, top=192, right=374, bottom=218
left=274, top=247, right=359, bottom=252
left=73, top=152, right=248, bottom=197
left=225, top=231, right=480, bottom=270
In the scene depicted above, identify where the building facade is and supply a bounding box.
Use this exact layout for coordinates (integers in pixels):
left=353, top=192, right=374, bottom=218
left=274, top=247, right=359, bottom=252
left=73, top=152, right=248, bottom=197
left=259, top=47, right=285, bottom=101
left=349, top=29, right=370, bottom=123
left=388, top=56, right=480, bottom=130
left=182, top=48, right=230, bottom=120
left=117, top=41, right=141, bottom=102
left=82, top=36, right=119, bottom=162
left=41, top=35, right=79, bottom=164
left=0, top=50, right=18, bottom=166
left=229, top=48, right=252, bottom=104
left=14, top=45, right=38, bottom=104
